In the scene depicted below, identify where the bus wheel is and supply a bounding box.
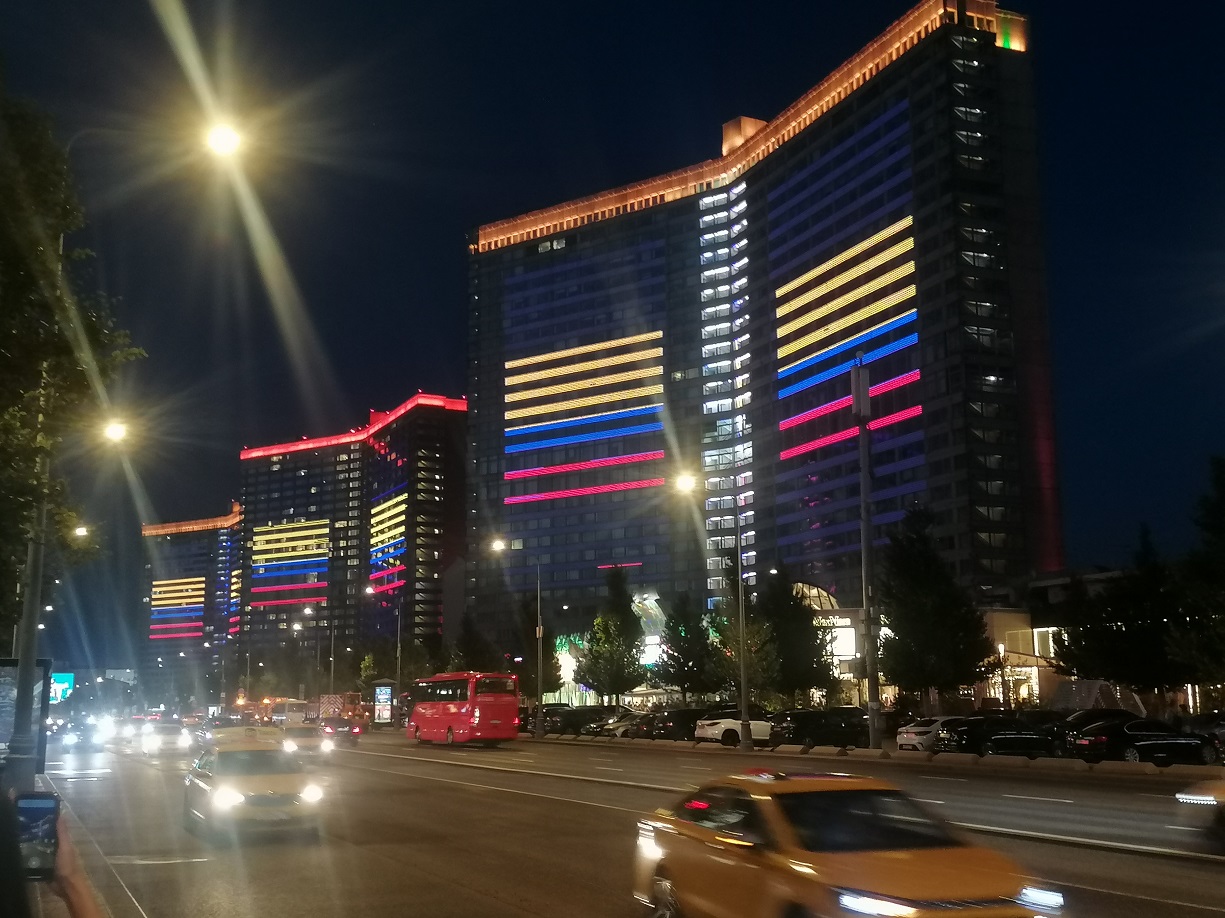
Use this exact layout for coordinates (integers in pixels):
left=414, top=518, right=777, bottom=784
left=445, top=728, right=454, bottom=745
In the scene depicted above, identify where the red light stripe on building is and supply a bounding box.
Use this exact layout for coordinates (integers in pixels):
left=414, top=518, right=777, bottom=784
left=778, top=371, right=920, bottom=431
left=868, top=404, right=923, bottom=429
left=229, top=616, right=241, bottom=622
left=369, top=565, right=406, bottom=580
left=150, top=622, right=203, bottom=630
left=249, top=597, right=328, bottom=608
left=228, top=627, right=240, bottom=634
left=504, top=450, right=665, bottom=480
left=504, top=478, right=666, bottom=504
left=149, top=632, right=204, bottom=640
left=780, top=403, right=924, bottom=461
left=249, top=581, right=329, bottom=593
left=372, top=579, right=407, bottom=594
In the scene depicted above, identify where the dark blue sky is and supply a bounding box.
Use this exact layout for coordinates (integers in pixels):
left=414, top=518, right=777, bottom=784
left=3, top=1, right=1223, bottom=665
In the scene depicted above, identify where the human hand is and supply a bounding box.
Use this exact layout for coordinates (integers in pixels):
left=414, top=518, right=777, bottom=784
left=49, top=814, right=87, bottom=901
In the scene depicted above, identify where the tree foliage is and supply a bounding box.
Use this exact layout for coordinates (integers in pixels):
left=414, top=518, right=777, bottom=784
left=756, top=567, right=836, bottom=705
left=511, top=594, right=563, bottom=699
left=574, top=615, right=644, bottom=702
left=877, top=509, right=992, bottom=695
left=654, top=592, right=718, bottom=703
left=709, top=593, right=778, bottom=701
left=0, top=85, right=141, bottom=634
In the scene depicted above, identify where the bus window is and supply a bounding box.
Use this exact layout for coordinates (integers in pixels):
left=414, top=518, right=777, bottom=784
left=476, top=677, right=516, bottom=696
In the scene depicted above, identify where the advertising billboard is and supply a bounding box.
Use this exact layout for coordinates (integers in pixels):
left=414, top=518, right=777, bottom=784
left=0, top=659, right=52, bottom=774
left=49, top=673, right=75, bottom=704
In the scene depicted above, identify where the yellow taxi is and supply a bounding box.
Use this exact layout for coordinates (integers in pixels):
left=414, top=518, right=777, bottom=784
left=633, top=770, right=1066, bottom=918
left=182, top=740, right=325, bottom=838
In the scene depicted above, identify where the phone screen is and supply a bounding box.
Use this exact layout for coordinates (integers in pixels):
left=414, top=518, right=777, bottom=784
left=16, top=794, right=59, bottom=879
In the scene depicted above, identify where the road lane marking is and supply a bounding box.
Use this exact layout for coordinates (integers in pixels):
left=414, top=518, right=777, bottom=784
left=595, top=767, right=624, bottom=772
left=957, top=821, right=1225, bottom=864
left=1002, top=794, right=1074, bottom=804
left=344, top=748, right=686, bottom=793
left=920, top=776, right=968, bottom=782
left=107, top=856, right=210, bottom=865
left=681, top=766, right=711, bottom=771
left=1165, top=825, right=1199, bottom=831
left=916, top=799, right=945, bottom=805
left=1025, top=876, right=1225, bottom=913
left=344, top=761, right=645, bottom=814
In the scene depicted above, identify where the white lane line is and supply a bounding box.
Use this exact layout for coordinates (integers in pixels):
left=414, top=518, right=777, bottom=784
left=1002, top=793, right=1074, bottom=804
left=958, top=821, right=1225, bottom=864
left=920, top=776, right=968, bottom=782
left=681, top=766, right=711, bottom=771
left=1141, top=793, right=1172, bottom=799
left=916, top=799, right=945, bottom=805
left=344, top=761, right=644, bottom=814
left=1165, top=825, right=1199, bottom=831
left=1026, top=876, right=1225, bottom=913
left=595, top=767, right=624, bottom=772
left=589, top=756, right=616, bottom=761
left=107, top=856, right=211, bottom=865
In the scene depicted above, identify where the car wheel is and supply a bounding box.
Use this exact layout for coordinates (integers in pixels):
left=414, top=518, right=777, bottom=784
left=1199, top=743, right=1218, bottom=765
left=1123, top=745, right=1141, bottom=763
left=445, top=728, right=454, bottom=745
left=721, top=729, right=740, bottom=748
left=650, top=873, right=681, bottom=918
left=980, top=741, right=996, bottom=757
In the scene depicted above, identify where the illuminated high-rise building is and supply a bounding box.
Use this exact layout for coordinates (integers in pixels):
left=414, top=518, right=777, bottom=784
left=467, top=0, right=1061, bottom=643
left=140, top=502, right=243, bottom=707
left=237, top=394, right=466, bottom=675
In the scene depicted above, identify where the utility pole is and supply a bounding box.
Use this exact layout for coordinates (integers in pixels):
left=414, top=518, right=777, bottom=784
left=534, top=560, right=544, bottom=741
left=852, top=353, right=882, bottom=749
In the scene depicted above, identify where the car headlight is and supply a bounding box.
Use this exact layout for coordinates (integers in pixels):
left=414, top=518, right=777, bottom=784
left=836, top=891, right=917, bottom=917
left=300, top=784, right=323, bottom=803
left=64, top=733, right=79, bottom=746
left=1015, top=886, right=1065, bottom=912
left=283, top=740, right=298, bottom=753
left=92, top=733, right=105, bottom=745
left=144, top=736, right=162, bottom=750
left=320, top=739, right=334, bottom=752
left=212, top=788, right=246, bottom=809
left=178, top=732, right=192, bottom=748
left=123, top=725, right=136, bottom=738
left=141, top=723, right=154, bottom=735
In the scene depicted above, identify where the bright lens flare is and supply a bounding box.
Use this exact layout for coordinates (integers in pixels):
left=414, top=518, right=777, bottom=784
left=206, top=124, right=241, bottom=156
left=103, top=421, right=127, bottom=442
left=675, top=474, right=697, bottom=493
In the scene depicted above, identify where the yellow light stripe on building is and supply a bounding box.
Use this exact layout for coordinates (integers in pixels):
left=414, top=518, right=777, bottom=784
left=779, top=309, right=917, bottom=375
left=252, top=531, right=330, bottom=545
left=505, top=330, right=663, bottom=370
left=253, top=538, right=329, bottom=552
left=505, top=366, right=663, bottom=403
left=775, top=216, right=913, bottom=299
left=505, top=385, right=664, bottom=420
left=151, top=594, right=204, bottom=605
left=505, top=403, right=664, bottom=434
left=370, top=496, right=407, bottom=524
left=371, top=514, right=406, bottom=532
left=505, top=347, right=663, bottom=387
left=777, top=262, right=915, bottom=340
left=252, top=520, right=330, bottom=533
left=252, top=547, right=330, bottom=562
left=151, top=577, right=206, bottom=587
left=775, top=238, right=914, bottom=320
left=151, top=585, right=205, bottom=595
left=371, top=523, right=406, bottom=541
left=778, top=286, right=916, bottom=359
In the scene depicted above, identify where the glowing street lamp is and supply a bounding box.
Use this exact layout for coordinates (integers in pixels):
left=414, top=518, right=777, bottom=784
left=103, top=421, right=127, bottom=443
left=674, top=474, right=696, bottom=494
left=73, top=526, right=88, bottom=538
left=206, top=124, right=241, bottom=157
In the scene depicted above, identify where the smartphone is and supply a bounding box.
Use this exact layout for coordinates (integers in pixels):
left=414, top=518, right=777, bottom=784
left=15, top=792, right=60, bottom=880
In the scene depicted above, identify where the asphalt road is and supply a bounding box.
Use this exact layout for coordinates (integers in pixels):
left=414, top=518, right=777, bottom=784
left=33, top=735, right=1225, bottom=918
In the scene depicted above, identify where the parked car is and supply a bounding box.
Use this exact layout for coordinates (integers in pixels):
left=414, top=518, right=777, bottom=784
left=769, top=707, right=869, bottom=748
left=895, top=716, right=964, bottom=752
left=600, top=711, right=650, bottom=737
left=535, top=703, right=576, bottom=733
left=645, top=708, right=706, bottom=741
left=580, top=707, right=636, bottom=736
left=934, top=715, right=1045, bottom=757
left=554, top=705, right=627, bottom=736
left=1186, top=711, right=1225, bottom=744
left=1058, top=708, right=1143, bottom=754
left=1072, top=718, right=1220, bottom=765
left=694, top=703, right=772, bottom=747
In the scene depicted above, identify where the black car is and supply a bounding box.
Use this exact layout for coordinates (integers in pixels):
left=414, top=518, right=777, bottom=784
left=1186, top=711, right=1225, bottom=744
left=960, top=710, right=1070, bottom=757
left=553, top=705, right=626, bottom=736
left=645, top=708, right=706, bottom=742
left=580, top=707, right=637, bottom=736
left=319, top=717, right=362, bottom=747
left=1058, top=708, right=1142, bottom=754
left=934, top=715, right=1033, bottom=757
left=1072, top=719, right=1219, bottom=765
left=61, top=722, right=106, bottom=751
left=535, top=703, right=576, bottom=734
left=769, top=707, right=869, bottom=748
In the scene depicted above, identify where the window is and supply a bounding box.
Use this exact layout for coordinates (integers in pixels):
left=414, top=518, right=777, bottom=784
left=676, top=788, right=769, bottom=843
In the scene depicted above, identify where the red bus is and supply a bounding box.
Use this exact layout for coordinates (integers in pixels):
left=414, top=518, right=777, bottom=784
left=407, top=672, right=520, bottom=745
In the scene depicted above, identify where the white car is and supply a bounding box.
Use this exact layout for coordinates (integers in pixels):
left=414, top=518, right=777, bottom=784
left=896, top=716, right=964, bottom=752
left=693, top=705, right=772, bottom=747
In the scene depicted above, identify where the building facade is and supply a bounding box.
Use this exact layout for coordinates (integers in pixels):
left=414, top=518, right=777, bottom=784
left=140, top=502, right=242, bottom=707
left=237, top=394, right=467, bottom=682
left=467, top=0, right=1061, bottom=643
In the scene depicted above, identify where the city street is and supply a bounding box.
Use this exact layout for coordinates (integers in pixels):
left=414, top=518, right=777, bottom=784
left=33, top=735, right=1225, bottom=918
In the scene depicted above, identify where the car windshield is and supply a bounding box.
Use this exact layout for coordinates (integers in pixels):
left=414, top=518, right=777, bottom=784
left=216, top=750, right=302, bottom=775
left=775, top=790, right=960, bottom=853
left=284, top=727, right=319, bottom=738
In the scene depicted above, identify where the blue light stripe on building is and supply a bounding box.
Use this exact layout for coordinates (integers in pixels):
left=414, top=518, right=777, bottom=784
left=777, top=311, right=916, bottom=380
left=506, top=404, right=661, bottom=437
left=778, top=334, right=917, bottom=399
left=504, top=422, right=664, bottom=454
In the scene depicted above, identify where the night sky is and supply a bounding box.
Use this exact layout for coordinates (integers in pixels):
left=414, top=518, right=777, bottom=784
left=3, top=2, right=1222, bottom=666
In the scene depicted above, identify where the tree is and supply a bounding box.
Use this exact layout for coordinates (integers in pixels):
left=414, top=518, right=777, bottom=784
left=454, top=611, right=502, bottom=672
left=0, top=86, right=141, bottom=635
left=756, top=567, right=836, bottom=706
left=511, top=595, right=562, bottom=700
left=1169, top=458, right=1225, bottom=685
left=574, top=615, right=643, bottom=703
left=655, top=593, right=718, bottom=703
left=602, top=565, right=641, bottom=637
left=877, top=509, right=992, bottom=700
left=709, top=593, right=778, bottom=702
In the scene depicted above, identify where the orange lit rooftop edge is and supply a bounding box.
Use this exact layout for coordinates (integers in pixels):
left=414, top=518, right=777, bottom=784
left=239, top=393, right=467, bottom=460
left=142, top=501, right=243, bottom=537
left=474, top=0, right=1025, bottom=254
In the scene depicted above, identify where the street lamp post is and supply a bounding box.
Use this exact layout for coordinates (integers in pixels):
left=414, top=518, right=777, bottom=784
left=851, top=354, right=883, bottom=749
left=997, top=643, right=1011, bottom=710
left=491, top=540, right=544, bottom=740
left=676, top=474, right=752, bottom=752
